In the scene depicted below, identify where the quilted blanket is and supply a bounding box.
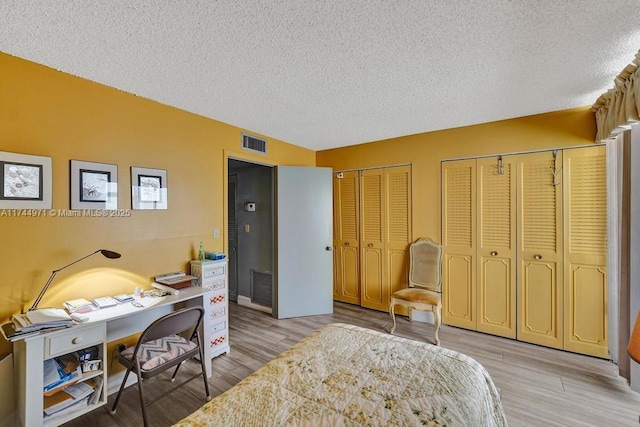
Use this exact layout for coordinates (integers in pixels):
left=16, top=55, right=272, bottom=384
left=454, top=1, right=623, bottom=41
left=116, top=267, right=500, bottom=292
left=175, top=323, right=507, bottom=426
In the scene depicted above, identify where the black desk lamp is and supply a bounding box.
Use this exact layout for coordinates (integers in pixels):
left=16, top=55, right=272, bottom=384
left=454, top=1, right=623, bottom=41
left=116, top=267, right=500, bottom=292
left=29, top=249, right=121, bottom=311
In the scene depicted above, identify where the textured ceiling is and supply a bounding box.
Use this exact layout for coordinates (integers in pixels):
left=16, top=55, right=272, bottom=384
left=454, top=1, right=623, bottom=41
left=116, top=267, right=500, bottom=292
left=1, top=1, right=639, bottom=151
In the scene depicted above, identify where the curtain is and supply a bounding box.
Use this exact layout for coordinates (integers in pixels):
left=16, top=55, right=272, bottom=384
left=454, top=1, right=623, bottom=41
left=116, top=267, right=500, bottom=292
left=592, top=50, right=640, bottom=142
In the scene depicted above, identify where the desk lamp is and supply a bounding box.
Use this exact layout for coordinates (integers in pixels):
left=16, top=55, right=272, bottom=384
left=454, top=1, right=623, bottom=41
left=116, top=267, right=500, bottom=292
left=29, top=249, right=121, bottom=311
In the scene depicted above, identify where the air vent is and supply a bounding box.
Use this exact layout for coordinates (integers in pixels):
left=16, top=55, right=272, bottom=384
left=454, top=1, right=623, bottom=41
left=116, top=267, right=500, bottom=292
left=250, top=270, right=272, bottom=307
left=242, top=133, right=267, bottom=154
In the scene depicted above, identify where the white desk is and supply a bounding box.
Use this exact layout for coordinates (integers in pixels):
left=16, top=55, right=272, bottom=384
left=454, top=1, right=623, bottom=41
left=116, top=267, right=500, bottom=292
left=12, top=286, right=223, bottom=427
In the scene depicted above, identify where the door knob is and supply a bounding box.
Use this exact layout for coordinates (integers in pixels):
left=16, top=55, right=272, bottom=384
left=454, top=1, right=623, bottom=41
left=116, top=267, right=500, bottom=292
left=367, top=243, right=374, bottom=248
left=345, top=242, right=350, bottom=246
left=326, top=246, right=333, bottom=251
left=490, top=251, right=498, bottom=256
left=534, top=254, right=542, bottom=260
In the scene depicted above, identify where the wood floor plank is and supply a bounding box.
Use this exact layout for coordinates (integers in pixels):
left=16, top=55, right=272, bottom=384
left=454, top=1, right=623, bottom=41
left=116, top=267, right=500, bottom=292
left=62, top=301, right=640, bottom=427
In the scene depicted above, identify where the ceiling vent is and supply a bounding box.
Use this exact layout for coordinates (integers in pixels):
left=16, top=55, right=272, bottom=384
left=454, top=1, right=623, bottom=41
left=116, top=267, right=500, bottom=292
left=242, top=133, right=267, bottom=154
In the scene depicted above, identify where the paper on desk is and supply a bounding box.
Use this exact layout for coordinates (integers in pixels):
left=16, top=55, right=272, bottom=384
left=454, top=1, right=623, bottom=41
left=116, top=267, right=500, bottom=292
left=133, top=296, right=162, bottom=308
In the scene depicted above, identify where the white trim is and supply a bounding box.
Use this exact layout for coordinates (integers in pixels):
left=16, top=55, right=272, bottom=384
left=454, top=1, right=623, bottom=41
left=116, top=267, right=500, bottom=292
left=237, top=295, right=272, bottom=314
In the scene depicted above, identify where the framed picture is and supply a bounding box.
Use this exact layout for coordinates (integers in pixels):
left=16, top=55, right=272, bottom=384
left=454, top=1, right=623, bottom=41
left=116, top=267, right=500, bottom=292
left=0, top=151, right=52, bottom=209
left=131, top=167, right=167, bottom=210
left=70, top=160, right=118, bottom=210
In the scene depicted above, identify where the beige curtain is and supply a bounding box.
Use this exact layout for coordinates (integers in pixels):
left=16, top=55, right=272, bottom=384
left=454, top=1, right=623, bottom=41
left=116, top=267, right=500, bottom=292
left=592, top=50, right=640, bottom=141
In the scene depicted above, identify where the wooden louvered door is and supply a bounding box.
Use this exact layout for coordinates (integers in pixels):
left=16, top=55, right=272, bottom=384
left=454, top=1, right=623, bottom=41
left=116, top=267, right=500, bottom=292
left=477, top=156, right=516, bottom=338
left=360, top=168, right=386, bottom=310
left=332, top=171, right=361, bottom=305
left=516, top=151, right=564, bottom=349
left=360, top=166, right=411, bottom=311
left=563, top=146, right=608, bottom=357
left=385, top=166, right=412, bottom=306
left=442, top=159, right=477, bottom=329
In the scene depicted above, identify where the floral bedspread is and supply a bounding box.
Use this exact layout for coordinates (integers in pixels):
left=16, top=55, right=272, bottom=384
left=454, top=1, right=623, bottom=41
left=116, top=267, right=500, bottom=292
left=175, top=323, right=507, bottom=426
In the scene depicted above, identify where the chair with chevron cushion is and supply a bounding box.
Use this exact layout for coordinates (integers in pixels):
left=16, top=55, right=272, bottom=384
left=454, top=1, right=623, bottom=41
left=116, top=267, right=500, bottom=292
left=110, top=306, right=211, bottom=426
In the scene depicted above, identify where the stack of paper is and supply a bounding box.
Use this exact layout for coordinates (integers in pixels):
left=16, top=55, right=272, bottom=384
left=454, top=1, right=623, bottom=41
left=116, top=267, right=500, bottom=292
left=43, top=380, right=94, bottom=416
left=63, top=298, right=94, bottom=313
left=13, top=308, right=73, bottom=332
left=1, top=309, right=74, bottom=341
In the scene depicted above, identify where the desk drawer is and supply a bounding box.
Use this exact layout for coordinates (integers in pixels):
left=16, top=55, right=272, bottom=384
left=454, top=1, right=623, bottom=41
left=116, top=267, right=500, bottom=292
left=45, top=324, right=104, bottom=358
left=203, top=265, right=225, bottom=279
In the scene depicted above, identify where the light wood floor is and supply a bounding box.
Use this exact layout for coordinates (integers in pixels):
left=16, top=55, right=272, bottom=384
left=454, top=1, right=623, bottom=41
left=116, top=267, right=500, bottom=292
left=64, top=301, right=640, bottom=426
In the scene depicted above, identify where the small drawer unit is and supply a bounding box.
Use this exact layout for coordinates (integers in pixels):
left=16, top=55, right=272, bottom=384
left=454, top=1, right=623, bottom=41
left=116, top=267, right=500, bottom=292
left=190, top=259, right=230, bottom=359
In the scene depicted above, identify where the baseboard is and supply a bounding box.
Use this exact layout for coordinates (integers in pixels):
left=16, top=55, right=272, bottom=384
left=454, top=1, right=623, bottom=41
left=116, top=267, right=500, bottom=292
left=410, top=311, right=434, bottom=324
left=237, top=295, right=272, bottom=314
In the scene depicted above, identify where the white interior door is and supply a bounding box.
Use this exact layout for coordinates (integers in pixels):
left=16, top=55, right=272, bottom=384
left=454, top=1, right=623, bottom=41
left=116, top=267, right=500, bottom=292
left=276, top=166, right=333, bottom=318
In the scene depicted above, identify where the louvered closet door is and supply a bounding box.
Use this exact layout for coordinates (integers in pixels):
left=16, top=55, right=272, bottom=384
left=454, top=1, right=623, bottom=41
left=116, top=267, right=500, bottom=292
left=563, top=146, right=608, bottom=357
left=360, top=169, right=386, bottom=310
left=477, top=156, right=516, bottom=338
left=385, top=166, right=412, bottom=303
left=442, top=159, right=477, bottom=329
left=517, top=151, right=563, bottom=349
left=332, top=171, right=361, bottom=305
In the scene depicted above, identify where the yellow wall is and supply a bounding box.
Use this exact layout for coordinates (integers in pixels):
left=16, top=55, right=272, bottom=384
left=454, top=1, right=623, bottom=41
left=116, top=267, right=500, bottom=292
left=0, top=51, right=598, bottom=357
left=316, top=107, right=597, bottom=241
left=0, top=52, right=315, bottom=355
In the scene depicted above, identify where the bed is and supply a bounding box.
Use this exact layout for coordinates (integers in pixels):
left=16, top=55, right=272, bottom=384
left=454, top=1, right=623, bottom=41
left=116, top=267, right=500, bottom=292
left=175, top=323, right=507, bottom=426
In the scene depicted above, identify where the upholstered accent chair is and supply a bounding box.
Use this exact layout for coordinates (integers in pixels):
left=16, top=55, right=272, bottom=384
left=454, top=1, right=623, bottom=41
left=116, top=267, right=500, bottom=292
left=110, top=306, right=211, bottom=426
left=389, top=237, right=443, bottom=345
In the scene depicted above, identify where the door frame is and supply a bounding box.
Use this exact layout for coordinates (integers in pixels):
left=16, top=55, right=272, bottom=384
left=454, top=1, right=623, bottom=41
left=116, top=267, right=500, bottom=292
left=224, top=149, right=276, bottom=315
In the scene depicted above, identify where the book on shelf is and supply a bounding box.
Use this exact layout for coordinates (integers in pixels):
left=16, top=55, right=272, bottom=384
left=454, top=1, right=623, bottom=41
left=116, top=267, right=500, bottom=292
left=43, top=355, right=82, bottom=394
left=43, top=380, right=94, bottom=415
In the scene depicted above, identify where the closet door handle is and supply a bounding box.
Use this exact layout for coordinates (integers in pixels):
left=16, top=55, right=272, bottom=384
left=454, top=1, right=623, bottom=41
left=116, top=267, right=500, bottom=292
left=344, top=242, right=350, bottom=246
left=534, top=254, right=542, bottom=260
left=490, top=251, right=498, bottom=256
left=367, top=243, right=374, bottom=248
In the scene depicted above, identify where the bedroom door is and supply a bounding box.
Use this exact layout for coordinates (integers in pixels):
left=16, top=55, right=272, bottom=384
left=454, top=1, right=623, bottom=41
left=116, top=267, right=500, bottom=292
left=275, top=166, right=334, bottom=319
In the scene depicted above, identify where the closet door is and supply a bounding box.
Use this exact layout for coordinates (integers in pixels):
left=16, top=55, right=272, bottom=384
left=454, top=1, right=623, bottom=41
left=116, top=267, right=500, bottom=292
left=477, top=156, right=516, bottom=338
left=442, top=159, right=477, bottom=329
left=332, top=171, right=361, bottom=305
left=563, top=146, right=608, bottom=357
left=360, top=168, right=386, bottom=310
left=385, top=166, right=412, bottom=302
left=517, top=151, right=564, bottom=349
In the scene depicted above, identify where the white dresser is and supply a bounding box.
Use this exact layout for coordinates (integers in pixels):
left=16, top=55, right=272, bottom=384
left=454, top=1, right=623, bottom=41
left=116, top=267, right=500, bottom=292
left=190, top=259, right=230, bottom=359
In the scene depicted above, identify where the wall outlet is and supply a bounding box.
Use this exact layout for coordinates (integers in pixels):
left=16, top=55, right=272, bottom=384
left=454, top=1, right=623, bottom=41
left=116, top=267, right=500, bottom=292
left=213, top=227, right=220, bottom=238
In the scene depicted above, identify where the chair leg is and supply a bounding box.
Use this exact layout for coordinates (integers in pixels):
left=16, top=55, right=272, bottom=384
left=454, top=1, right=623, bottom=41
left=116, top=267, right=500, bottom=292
left=198, top=344, right=212, bottom=399
left=110, top=367, right=133, bottom=414
left=389, top=303, right=397, bottom=334
left=433, top=305, right=442, bottom=346
left=135, top=364, right=149, bottom=427
left=409, top=308, right=414, bottom=323
left=171, top=362, right=182, bottom=382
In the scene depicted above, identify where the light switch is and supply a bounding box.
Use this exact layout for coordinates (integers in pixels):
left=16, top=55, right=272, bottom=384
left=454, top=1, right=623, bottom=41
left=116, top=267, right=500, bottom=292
left=244, top=223, right=250, bottom=233
left=213, top=227, right=220, bottom=238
